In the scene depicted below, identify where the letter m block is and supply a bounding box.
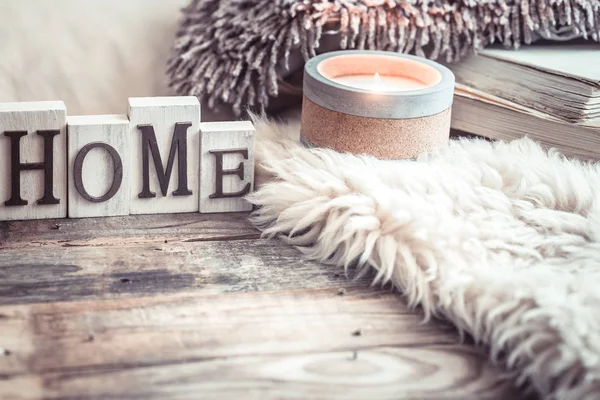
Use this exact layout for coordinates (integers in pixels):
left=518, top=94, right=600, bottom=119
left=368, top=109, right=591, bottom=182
left=0, top=101, right=67, bottom=221
left=128, top=97, right=200, bottom=215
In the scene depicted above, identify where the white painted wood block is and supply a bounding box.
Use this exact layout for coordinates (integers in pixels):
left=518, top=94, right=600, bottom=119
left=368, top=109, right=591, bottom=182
left=199, top=121, right=255, bottom=213
left=128, top=97, right=200, bottom=215
left=67, top=115, right=130, bottom=218
left=0, top=101, right=67, bottom=221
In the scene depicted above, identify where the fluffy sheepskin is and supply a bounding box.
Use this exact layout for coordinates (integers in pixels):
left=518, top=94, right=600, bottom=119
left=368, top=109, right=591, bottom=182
left=248, top=117, right=600, bottom=400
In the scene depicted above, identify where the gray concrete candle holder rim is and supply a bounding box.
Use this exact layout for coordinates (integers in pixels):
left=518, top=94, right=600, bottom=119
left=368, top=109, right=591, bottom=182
left=304, top=50, right=455, bottom=119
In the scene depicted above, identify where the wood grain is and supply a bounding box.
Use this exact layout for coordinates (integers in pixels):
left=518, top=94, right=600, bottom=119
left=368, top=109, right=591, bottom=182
left=0, top=289, right=524, bottom=400
left=0, top=213, right=258, bottom=249
left=0, top=239, right=372, bottom=305
left=0, top=214, right=529, bottom=399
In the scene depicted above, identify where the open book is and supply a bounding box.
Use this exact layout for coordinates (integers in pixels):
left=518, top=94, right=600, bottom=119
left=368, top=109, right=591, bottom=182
left=448, top=43, right=600, bottom=123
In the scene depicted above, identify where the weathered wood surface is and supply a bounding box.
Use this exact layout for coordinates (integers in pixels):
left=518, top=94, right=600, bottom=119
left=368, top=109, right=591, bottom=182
left=0, top=213, right=258, bottom=249
left=0, top=213, right=529, bottom=399
left=0, top=239, right=373, bottom=305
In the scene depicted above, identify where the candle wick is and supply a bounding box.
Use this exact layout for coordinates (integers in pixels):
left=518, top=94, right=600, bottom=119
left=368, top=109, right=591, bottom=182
left=372, top=72, right=383, bottom=92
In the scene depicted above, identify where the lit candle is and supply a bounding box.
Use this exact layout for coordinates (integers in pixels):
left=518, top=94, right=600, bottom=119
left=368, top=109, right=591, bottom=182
left=301, top=50, right=455, bottom=159
left=330, top=72, right=427, bottom=92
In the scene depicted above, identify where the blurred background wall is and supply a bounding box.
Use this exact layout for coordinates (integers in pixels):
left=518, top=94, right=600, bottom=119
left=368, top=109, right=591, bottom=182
left=0, top=0, right=188, bottom=116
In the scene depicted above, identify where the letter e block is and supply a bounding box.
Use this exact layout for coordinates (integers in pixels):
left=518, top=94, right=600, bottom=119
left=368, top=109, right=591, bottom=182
left=128, top=97, right=200, bottom=215
left=199, top=121, right=255, bottom=213
left=0, top=101, right=67, bottom=221
left=67, top=115, right=130, bottom=218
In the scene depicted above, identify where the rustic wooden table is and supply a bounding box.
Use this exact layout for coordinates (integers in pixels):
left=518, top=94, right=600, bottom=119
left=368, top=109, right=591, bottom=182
left=0, top=213, right=526, bottom=399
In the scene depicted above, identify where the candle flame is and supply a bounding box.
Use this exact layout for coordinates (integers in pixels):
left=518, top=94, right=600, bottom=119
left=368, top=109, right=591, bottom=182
left=370, top=72, right=383, bottom=93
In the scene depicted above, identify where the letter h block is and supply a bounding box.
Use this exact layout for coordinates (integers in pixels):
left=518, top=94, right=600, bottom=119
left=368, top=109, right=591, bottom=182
left=0, top=101, right=67, bottom=221
left=199, top=121, right=255, bottom=213
left=128, top=97, right=200, bottom=215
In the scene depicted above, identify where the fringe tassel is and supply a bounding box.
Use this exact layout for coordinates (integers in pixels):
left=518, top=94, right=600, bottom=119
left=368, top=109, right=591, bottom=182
left=166, top=0, right=600, bottom=115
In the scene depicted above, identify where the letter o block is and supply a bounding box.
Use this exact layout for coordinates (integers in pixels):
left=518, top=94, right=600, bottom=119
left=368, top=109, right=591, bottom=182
left=128, top=97, right=200, bottom=215
left=67, top=115, right=130, bottom=218
left=0, top=101, right=67, bottom=221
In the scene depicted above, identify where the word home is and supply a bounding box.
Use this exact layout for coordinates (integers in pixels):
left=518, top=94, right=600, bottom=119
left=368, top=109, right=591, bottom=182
left=0, top=97, right=255, bottom=221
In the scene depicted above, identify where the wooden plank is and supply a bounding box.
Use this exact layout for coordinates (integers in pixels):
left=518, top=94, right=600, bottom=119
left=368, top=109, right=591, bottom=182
left=0, top=213, right=258, bottom=249
left=0, top=238, right=372, bottom=305
left=0, top=215, right=526, bottom=399
left=199, top=121, right=255, bottom=213
left=0, top=101, right=67, bottom=221
left=128, top=97, right=201, bottom=215
left=0, top=289, right=525, bottom=399
left=67, top=115, right=131, bottom=218
left=0, top=348, right=519, bottom=400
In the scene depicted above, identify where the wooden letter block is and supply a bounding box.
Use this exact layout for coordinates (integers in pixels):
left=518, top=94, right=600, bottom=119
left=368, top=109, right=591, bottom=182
left=199, top=121, right=255, bottom=213
left=67, top=115, right=130, bottom=218
left=0, top=101, right=67, bottom=221
left=128, top=97, right=200, bottom=215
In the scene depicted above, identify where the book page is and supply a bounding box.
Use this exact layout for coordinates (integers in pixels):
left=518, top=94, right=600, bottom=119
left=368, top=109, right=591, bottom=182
left=479, top=44, right=600, bottom=84
left=454, top=84, right=600, bottom=128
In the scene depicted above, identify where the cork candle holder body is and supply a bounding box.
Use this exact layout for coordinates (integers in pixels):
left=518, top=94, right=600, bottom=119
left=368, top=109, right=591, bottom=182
left=301, top=51, right=455, bottom=159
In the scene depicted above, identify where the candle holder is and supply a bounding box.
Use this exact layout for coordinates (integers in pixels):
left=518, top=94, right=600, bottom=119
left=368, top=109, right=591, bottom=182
left=301, top=50, right=455, bottom=159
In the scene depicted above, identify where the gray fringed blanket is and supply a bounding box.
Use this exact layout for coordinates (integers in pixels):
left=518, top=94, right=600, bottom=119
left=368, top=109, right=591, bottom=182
left=167, top=0, right=600, bottom=115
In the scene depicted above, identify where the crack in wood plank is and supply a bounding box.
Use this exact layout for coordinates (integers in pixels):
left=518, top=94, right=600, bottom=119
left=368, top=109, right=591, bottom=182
left=182, top=233, right=262, bottom=243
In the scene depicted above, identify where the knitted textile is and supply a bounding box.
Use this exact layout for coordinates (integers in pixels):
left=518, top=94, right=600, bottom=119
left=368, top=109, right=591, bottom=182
left=167, top=0, right=600, bottom=115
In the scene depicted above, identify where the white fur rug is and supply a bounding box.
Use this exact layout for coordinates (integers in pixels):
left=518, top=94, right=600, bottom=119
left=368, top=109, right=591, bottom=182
left=248, top=117, right=600, bottom=400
